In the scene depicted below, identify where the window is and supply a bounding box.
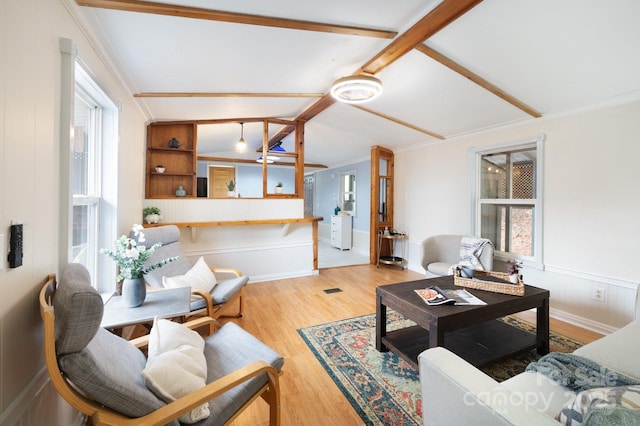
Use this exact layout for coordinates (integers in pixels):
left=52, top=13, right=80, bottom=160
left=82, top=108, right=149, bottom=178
left=61, top=51, right=119, bottom=290
left=72, top=86, right=101, bottom=279
left=472, top=135, right=544, bottom=266
left=339, top=172, right=356, bottom=216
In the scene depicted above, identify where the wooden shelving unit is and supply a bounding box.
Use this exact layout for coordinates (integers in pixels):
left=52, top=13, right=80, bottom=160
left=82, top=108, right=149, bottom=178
left=146, top=122, right=197, bottom=198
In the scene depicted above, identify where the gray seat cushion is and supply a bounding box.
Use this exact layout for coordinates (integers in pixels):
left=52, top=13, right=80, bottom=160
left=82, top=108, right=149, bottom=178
left=190, top=276, right=249, bottom=311
left=195, top=322, right=284, bottom=426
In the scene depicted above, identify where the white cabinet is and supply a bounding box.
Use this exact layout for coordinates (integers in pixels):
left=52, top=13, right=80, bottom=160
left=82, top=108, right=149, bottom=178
left=330, top=215, right=352, bottom=250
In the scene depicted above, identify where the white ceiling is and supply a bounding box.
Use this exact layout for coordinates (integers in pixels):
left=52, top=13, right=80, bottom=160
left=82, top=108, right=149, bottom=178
left=74, top=0, right=640, bottom=170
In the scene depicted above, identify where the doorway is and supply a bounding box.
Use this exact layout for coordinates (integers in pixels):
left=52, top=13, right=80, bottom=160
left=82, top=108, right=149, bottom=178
left=208, top=165, right=236, bottom=198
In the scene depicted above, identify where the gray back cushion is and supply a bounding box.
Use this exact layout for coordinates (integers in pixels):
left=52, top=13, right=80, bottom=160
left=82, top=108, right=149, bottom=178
left=54, top=263, right=103, bottom=354
left=132, top=225, right=192, bottom=288
left=54, top=263, right=172, bottom=421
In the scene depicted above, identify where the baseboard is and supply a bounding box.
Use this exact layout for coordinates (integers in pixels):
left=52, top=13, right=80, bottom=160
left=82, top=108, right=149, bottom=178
left=0, top=368, right=49, bottom=425
left=248, top=269, right=317, bottom=283
left=550, top=307, right=618, bottom=336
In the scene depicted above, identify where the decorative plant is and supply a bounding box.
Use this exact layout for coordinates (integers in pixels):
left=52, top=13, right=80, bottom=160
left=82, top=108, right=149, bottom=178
left=227, top=179, right=236, bottom=191
left=143, top=206, right=161, bottom=217
left=507, top=260, right=522, bottom=275
left=276, top=182, right=283, bottom=188
left=101, top=224, right=178, bottom=281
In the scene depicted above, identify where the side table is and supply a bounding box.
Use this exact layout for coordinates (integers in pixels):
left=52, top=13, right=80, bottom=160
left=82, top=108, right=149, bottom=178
left=377, top=232, right=408, bottom=269
left=101, top=286, right=191, bottom=330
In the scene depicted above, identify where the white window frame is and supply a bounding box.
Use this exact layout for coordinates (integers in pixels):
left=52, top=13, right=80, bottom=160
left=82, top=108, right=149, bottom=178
left=469, top=134, right=545, bottom=270
left=60, top=38, right=118, bottom=290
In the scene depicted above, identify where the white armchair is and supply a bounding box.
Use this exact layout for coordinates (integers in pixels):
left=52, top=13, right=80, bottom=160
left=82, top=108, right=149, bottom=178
left=421, top=234, right=494, bottom=277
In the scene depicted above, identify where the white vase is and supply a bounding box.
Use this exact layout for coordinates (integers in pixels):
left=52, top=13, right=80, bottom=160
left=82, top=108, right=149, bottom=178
left=275, top=186, right=283, bottom=193
left=228, top=191, right=236, bottom=197
left=122, top=277, right=146, bottom=307
left=509, top=274, right=519, bottom=284
left=145, top=214, right=159, bottom=224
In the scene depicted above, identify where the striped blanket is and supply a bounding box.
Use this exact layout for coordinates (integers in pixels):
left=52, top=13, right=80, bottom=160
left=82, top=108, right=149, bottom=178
left=458, top=237, right=492, bottom=270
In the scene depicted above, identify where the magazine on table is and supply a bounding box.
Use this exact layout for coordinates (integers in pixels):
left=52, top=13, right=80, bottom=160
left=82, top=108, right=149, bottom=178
left=415, top=286, right=486, bottom=306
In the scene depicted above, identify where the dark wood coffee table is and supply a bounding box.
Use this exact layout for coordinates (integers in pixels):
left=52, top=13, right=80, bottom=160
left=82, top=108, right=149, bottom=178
left=376, top=275, right=549, bottom=368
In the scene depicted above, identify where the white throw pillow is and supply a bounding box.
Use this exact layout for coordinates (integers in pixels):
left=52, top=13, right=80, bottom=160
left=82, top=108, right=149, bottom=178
left=143, top=318, right=210, bottom=424
left=162, top=256, right=217, bottom=299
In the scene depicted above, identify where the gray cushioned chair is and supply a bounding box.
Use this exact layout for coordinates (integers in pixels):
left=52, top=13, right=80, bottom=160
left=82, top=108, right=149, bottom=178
left=421, top=234, right=494, bottom=278
left=134, top=225, right=247, bottom=319
left=39, top=263, right=283, bottom=425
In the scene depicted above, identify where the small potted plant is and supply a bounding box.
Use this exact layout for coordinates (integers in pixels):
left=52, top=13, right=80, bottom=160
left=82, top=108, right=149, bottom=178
left=227, top=179, right=236, bottom=197
left=143, top=206, right=161, bottom=224
left=507, top=260, right=522, bottom=283
left=275, top=181, right=284, bottom=194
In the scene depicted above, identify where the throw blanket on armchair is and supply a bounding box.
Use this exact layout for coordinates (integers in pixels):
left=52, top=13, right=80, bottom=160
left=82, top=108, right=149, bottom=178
left=526, top=352, right=640, bottom=393
left=458, top=237, right=492, bottom=270
left=527, top=353, right=640, bottom=425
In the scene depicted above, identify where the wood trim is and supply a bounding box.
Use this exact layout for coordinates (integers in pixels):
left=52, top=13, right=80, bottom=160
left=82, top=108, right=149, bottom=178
left=197, top=156, right=327, bottom=169
left=415, top=45, right=542, bottom=118
left=261, top=94, right=337, bottom=150
left=370, top=146, right=395, bottom=264
left=284, top=2, right=483, bottom=128
left=358, top=0, right=484, bottom=75
left=143, top=216, right=323, bottom=229
left=76, top=0, right=397, bottom=39
left=134, top=92, right=324, bottom=98
left=353, top=105, right=445, bottom=139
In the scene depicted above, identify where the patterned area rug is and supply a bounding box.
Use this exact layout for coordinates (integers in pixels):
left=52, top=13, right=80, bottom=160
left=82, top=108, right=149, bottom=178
left=298, top=312, right=583, bottom=426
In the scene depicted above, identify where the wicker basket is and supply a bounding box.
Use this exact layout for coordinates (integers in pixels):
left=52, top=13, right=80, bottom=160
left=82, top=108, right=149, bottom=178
left=453, top=269, right=525, bottom=296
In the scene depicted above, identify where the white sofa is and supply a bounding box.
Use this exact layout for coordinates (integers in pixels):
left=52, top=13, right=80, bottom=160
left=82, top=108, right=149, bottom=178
left=418, top=289, right=640, bottom=425
left=421, top=234, right=494, bottom=277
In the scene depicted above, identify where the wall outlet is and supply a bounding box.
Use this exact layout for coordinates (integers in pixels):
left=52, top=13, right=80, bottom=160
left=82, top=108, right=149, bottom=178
left=592, top=286, right=606, bottom=303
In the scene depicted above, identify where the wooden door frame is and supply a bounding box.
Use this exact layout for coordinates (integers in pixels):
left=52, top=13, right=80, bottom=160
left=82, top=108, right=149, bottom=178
left=369, top=146, right=394, bottom=264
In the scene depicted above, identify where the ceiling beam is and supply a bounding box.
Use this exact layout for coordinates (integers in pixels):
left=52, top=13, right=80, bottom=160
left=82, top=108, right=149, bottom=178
left=134, top=92, right=324, bottom=98
left=358, top=0, right=483, bottom=75
left=353, top=105, right=445, bottom=140
left=197, top=156, right=327, bottom=169
left=76, top=0, right=397, bottom=39
left=259, top=93, right=337, bottom=151
left=415, top=45, right=541, bottom=118
left=279, top=0, right=484, bottom=146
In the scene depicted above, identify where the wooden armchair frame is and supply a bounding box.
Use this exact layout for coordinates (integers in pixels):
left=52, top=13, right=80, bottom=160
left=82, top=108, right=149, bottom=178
left=193, top=266, right=246, bottom=320
left=39, top=274, right=280, bottom=426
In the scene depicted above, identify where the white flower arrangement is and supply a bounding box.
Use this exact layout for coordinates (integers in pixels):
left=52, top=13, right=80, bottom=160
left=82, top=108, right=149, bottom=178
left=101, top=224, right=178, bottom=281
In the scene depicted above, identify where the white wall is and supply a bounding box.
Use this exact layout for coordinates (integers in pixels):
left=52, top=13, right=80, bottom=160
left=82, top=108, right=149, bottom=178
left=0, top=0, right=146, bottom=423
left=396, top=99, right=640, bottom=333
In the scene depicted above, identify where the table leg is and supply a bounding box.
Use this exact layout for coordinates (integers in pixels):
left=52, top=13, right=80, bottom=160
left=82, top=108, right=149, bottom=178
left=537, top=297, right=550, bottom=354
left=429, top=322, right=444, bottom=348
left=376, top=295, right=387, bottom=351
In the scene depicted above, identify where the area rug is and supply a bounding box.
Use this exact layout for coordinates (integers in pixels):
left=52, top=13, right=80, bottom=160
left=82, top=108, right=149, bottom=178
left=298, top=312, right=584, bottom=426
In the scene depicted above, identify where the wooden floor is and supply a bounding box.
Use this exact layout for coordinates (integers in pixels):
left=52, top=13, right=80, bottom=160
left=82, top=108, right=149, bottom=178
left=215, top=265, right=603, bottom=426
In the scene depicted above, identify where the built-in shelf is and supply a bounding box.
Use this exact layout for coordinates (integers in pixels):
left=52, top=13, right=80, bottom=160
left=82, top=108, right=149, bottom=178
left=146, top=122, right=197, bottom=198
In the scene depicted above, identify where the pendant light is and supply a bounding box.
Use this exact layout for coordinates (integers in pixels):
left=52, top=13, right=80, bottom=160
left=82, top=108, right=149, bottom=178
left=256, top=142, right=286, bottom=163
left=235, top=122, right=247, bottom=152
